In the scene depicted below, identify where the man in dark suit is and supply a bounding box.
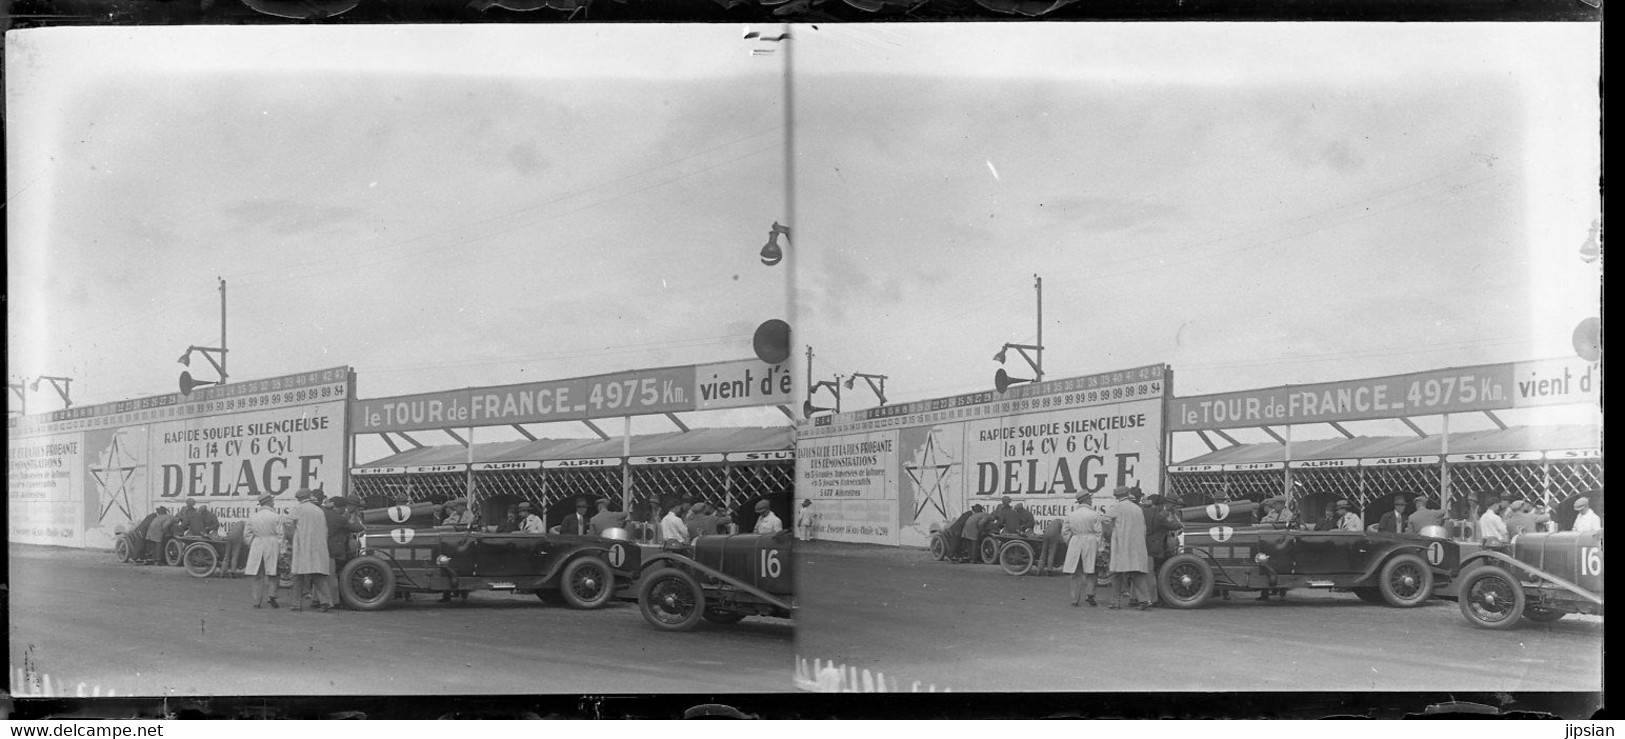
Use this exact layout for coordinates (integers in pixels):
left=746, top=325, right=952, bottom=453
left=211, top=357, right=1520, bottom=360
left=1377, top=495, right=1409, bottom=533
left=559, top=497, right=593, bottom=536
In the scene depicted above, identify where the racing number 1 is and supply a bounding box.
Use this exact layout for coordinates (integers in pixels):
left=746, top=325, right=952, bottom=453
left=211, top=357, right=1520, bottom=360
left=606, top=544, right=625, bottom=568
left=759, top=549, right=782, bottom=579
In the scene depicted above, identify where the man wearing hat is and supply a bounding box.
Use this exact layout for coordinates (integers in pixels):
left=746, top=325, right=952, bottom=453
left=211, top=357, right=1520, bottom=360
left=1105, top=486, right=1154, bottom=610
left=559, top=497, right=593, bottom=536
left=516, top=502, right=545, bottom=533
left=589, top=498, right=627, bottom=537
left=242, top=495, right=284, bottom=609
left=960, top=504, right=992, bottom=562
left=1333, top=500, right=1363, bottom=532
left=285, top=488, right=336, bottom=612
left=325, top=497, right=365, bottom=592
left=1572, top=496, right=1602, bottom=533
left=142, top=506, right=175, bottom=565
left=754, top=499, right=783, bottom=534
left=1377, top=495, right=1410, bottom=534
left=796, top=499, right=815, bottom=541
left=1407, top=495, right=1445, bottom=532
left=1061, top=491, right=1104, bottom=606
left=991, top=496, right=1021, bottom=535
left=1143, top=495, right=1182, bottom=601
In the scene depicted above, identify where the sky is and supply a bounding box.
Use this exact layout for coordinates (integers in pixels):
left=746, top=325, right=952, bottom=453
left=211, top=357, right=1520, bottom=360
left=6, top=23, right=1601, bottom=463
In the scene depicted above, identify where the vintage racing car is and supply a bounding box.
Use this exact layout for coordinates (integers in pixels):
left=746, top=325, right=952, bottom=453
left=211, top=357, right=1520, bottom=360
left=337, top=527, right=641, bottom=611
left=1456, top=530, right=1602, bottom=629
left=1159, top=519, right=1459, bottom=608
left=636, top=531, right=794, bottom=631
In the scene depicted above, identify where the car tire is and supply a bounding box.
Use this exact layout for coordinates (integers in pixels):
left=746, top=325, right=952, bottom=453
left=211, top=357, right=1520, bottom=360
left=183, top=542, right=219, bottom=578
left=1158, top=553, right=1215, bottom=609
left=114, top=537, right=132, bottom=563
left=1377, top=553, right=1433, bottom=608
left=701, top=609, right=748, bottom=625
left=163, top=538, right=186, bottom=567
left=559, top=556, right=615, bottom=610
left=1522, top=606, right=1566, bottom=623
left=338, top=556, right=396, bottom=611
left=999, top=540, right=1036, bottom=577
left=1457, top=566, right=1525, bottom=630
left=1351, top=587, right=1386, bottom=604
left=978, top=537, right=1000, bottom=565
left=928, top=534, right=948, bottom=561
left=638, top=568, right=706, bottom=632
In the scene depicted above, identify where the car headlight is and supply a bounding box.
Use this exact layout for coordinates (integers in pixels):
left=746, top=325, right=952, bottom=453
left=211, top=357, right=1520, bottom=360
left=1254, top=553, right=1270, bottom=564
left=436, top=555, right=451, bottom=566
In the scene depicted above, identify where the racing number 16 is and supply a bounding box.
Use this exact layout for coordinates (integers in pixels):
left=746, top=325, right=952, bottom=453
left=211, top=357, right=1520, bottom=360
left=1579, top=547, right=1601, bottom=577
left=759, top=549, right=782, bottom=579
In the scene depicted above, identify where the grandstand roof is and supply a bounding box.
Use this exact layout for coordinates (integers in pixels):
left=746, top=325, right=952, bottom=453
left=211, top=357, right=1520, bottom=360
left=353, top=426, right=792, bottom=468
left=1173, top=425, right=1600, bottom=466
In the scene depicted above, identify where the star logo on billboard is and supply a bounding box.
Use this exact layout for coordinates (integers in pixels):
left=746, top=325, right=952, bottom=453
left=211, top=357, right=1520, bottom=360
left=902, top=429, right=956, bottom=521
left=89, top=433, right=141, bottom=522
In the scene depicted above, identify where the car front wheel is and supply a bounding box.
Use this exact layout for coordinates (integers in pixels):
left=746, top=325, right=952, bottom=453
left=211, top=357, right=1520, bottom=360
left=339, top=556, right=396, bottom=611
left=114, top=537, right=132, bottom=563
left=1159, top=553, right=1215, bottom=609
left=559, top=556, right=615, bottom=609
left=183, top=543, right=219, bottom=578
left=638, top=568, right=706, bottom=631
left=928, top=534, right=948, bottom=561
left=1458, top=566, right=1525, bottom=629
left=999, top=541, right=1035, bottom=577
left=1377, top=553, right=1433, bottom=607
left=163, top=538, right=186, bottom=567
left=978, top=537, right=1000, bottom=565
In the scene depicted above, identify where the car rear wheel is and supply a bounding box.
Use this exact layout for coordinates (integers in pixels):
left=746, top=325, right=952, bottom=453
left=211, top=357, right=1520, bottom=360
left=1458, top=566, right=1525, bottom=629
left=559, top=556, right=614, bottom=610
left=978, top=537, right=1000, bottom=565
left=339, top=556, right=396, bottom=611
left=1159, top=553, right=1215, bottom=609
left=1377, top=553, right=1433, bottom=607
left=1522, top=606, right=1566, bottom=623
left=701, top=609, right=748, bottom=625
left=1351, top=587, right=1386, bottom=604
left=183, top=543, right=219, bottom=578
left=638, top=568, right=706, bottom=632
left=928, top=534, right=948, bottom=561
left=114, top=537, right=132, bottom=563
left=163, top=538, right=186, bottom=567
left=999, top=541, right=1036, bottom=577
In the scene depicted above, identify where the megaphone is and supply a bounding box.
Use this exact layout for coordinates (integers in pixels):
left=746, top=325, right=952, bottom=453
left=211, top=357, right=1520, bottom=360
left=803, top=399, right=834, bottom=418
left=1574, top=316, right=1601, bottom=362
left=994, top=368, right=1032, bottom=394
left=179, top=371, right=219, bottom=396
left=753, top=319, right=791, bottom=365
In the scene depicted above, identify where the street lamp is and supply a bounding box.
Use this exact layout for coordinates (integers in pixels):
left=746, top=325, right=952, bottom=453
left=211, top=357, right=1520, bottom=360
left=178, top=278, right=229, bottom=395
left=992, top=274, right=1045, bottom=392
left=29, top=375, right=74, bottom=409
left=844, top=372, right=889, bottom=406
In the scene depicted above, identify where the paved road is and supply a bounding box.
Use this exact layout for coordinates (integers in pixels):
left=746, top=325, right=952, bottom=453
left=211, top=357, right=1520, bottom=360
left=795, top=541, right=1604, bottom=695
left=8, top=544, right=792, bottom=696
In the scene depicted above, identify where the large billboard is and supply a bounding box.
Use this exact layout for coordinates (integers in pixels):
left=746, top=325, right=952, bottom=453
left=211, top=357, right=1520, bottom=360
left=7, top=367, right=351, bottom=550
left=350, top=357, right=794, bottom=434
left=1170, top=357, right=1600, bottom=431
left=797, top=365, right=1169, bottom=547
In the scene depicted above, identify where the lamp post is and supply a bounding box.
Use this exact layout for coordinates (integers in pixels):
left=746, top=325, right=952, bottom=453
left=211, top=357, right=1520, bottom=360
left=801, top=345, right=841, bottom=417
left=29, top=375, right=74, bottom=409
left=992, top=274, right=1045, bottom=391
left=178, top=278, right=229, bottom=395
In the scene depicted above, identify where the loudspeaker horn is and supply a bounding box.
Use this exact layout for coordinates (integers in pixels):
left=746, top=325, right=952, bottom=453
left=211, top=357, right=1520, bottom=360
left=1574, top=316, right=1601, bottom=361
left=179, top=371, right=218, bottom=396
left=994, top=368, right=1031, bottom=394
left=803, top=399, right=833, bottom=418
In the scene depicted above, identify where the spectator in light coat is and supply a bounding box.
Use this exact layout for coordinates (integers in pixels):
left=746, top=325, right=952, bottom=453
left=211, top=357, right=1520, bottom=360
left=284, top=489, right=334, bottom=612
left=753, top=499, right=783, bottom=534
left=243, top=496, right=283, bottom=608
left=517, top=502, right=545, bottom=533
left=1061, top=492, right=1103, bottom=607
left=1106, top=487, right=1154, bottom=610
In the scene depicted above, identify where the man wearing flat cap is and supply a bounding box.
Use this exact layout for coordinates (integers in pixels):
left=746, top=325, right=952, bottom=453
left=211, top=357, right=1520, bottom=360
left=754, top=499, right=783, bottom=534
left=1105, top=486, right=1154, bottom=610
left=1572, top=496, right=1602, bottom=533
left=1407, top=495, right=1445, bottom=532
left=325, top=496, right=364, bottom=590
